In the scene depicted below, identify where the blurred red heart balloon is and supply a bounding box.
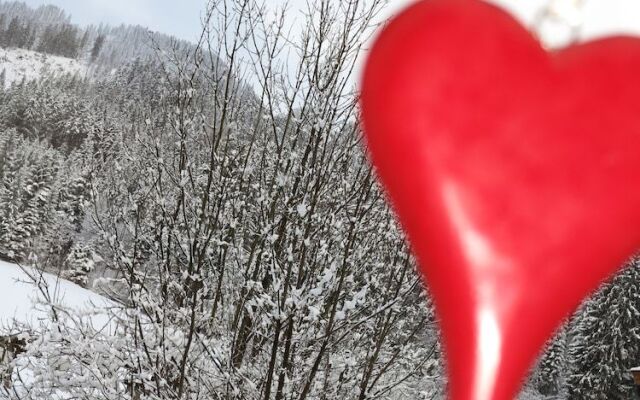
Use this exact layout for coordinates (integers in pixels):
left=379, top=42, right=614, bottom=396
left=360, top=0, right=640, bottom=399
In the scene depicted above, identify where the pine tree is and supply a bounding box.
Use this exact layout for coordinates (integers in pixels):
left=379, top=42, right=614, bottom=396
left=534, top=325, right=568, bottom=396
left=90, top=34, right=104, bottom=62
left=36, top=25, right=55, bottom=53
left=0, top=14, right=6, bottom=47
left=0, top=136, right=59, bottom=262
left=78, top=29, right=89, bottom=55
left=4, top=16, right=19, bottom=47
left=56, top=24, right=79, bottom=58
left=568, top=260, right=640, bottom=399
left=0, top=141, right=27, bottom=260
left=19, top=152, right=55, bottom=244
left=62, top=243, right=94, bottom=287
left=58, top=171, right=90, bottom=231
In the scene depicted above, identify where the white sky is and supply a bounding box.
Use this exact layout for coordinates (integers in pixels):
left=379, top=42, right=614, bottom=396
left=18, top=0, right=640, bottom=43
left=17, top=0, right=640, bottom=83
left=21, top=0, right=205, bottom=42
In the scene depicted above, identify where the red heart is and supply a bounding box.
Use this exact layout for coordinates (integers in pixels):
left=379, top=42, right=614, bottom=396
left=360, top=1, right=640, bottom=399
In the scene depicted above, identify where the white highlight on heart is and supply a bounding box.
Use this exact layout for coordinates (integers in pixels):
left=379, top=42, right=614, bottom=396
left=476, top=307, right=502, bottom=400
left=443, top=183, right=494, bottom=268
left=443, top=182, right=504, bottom=399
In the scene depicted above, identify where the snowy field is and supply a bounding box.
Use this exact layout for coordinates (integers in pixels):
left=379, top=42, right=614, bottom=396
left=0, top=260, right=111, bottom=331
left=0, top=47, right=87, bottom=88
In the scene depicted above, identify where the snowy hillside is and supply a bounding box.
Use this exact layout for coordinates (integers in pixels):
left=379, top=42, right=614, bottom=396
left=0, top=47, right=87, bottom=88
left=0, top=260, right=111, bottom=331
left=0, top=261, right=122, bottom=399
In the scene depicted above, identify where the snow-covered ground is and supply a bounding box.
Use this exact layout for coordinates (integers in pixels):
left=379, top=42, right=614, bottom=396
left=0, top=47, right=87, bottom=89
left=0, top=260, right=111, bottom=332
left=0, top=261, right=131, bottom=399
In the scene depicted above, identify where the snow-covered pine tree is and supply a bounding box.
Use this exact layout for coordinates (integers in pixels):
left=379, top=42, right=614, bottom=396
left=58, top=171, right=90, bottom=231
left=19, top=149, right=56, bottom=233
left=62, top=243, right=94, bottom=287
left=29, top=152, right=91, bottom=276
left=533, top=325, right=568, bottom=396
left=90, top=34, right=105, bottom=62
left=0, top=135, right=59, bottom=261
left=568, top=258, right=640, bottom=399
left=0, top=135, right=26, bottom=260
